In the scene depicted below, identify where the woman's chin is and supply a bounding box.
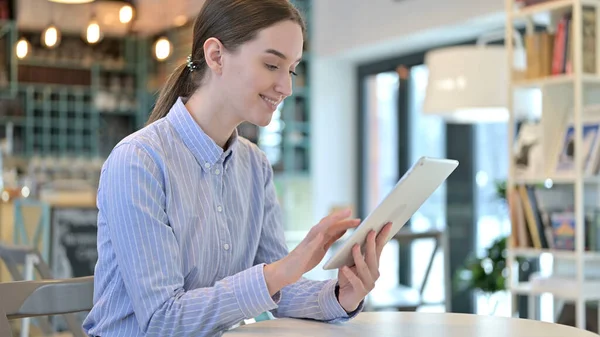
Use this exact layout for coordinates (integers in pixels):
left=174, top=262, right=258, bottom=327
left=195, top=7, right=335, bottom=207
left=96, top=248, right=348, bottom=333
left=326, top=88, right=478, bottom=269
left=249, top=111, right=274, bottom=127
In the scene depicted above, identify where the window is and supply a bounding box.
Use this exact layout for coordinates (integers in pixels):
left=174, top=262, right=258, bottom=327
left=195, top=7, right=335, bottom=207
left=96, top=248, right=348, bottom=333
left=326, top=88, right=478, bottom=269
left=362, top=71, right=400, bottom=217
left=361, top=71, right=401, bottom=290
left=361, top=65, right=448, bottom=310
left=408, top=64, right=447, bottom=311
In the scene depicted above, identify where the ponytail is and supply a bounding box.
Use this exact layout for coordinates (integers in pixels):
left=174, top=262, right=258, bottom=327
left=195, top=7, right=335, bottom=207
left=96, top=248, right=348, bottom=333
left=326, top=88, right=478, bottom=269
left=146, top=63, right=196, bottom=126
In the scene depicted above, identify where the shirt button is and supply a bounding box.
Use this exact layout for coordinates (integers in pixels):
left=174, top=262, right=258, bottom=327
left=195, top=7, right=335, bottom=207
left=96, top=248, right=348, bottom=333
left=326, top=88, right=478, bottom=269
left=223, top=243, right=230, bottom=251
left=214, top=169, right=221, bottom=175
left=217, top=205, right=223, bottom=212
left=204, top=163, right=211, bottom=169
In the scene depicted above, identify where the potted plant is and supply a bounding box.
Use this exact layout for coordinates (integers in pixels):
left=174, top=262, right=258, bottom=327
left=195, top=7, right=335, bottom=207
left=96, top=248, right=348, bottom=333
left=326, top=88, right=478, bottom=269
left=454, top=235, right=510, bottom=315
left=453, top=180, right=522, bottom=315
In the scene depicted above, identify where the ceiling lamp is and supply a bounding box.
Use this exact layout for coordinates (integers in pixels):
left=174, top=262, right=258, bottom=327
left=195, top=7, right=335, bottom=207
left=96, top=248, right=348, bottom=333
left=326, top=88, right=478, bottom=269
left=85, top=17, right=103, bottom=44
left=42, top=24, right=61, bottom=48
left=15, top=38, right=30, bottom=59
left=95, top=0, right=135, bottom=24
left=154, top=37, right=172, bottom=61
left=422, top=31, right=537, bottom=123
left=119, top=4, right=134, bottom=23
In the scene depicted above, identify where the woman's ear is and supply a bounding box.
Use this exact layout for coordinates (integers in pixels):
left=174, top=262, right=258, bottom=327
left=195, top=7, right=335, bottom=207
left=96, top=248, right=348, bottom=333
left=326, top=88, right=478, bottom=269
left=204, top=37, right=224, bottom=75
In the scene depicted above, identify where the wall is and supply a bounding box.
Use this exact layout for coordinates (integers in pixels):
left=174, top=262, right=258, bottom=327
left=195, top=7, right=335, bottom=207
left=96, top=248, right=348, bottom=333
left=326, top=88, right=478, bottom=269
left=313, top=0, right=505, bottom=61
left=310, top=0, right=506, bottom=223
left=310, top=59, right=358, bottom=221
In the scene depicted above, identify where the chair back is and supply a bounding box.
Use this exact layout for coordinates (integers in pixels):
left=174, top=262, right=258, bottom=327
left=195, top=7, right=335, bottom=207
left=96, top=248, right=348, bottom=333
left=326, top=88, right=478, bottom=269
left=0, top=243, right=93, bottom=337
left=0, top=276, right=94, bottom=336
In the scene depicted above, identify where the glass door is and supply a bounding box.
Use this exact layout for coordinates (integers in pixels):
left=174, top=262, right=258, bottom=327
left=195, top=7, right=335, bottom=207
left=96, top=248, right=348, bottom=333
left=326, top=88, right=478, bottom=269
left=361, top=70, right=402, bottom=292
left=360, top=64, right=448, bottom=311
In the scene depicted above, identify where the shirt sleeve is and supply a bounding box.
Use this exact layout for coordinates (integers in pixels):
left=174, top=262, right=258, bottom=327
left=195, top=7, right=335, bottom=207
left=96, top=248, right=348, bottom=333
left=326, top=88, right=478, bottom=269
left=99, top=142, right=279, bottom=337
left=252, top=152, right=363, bottom=323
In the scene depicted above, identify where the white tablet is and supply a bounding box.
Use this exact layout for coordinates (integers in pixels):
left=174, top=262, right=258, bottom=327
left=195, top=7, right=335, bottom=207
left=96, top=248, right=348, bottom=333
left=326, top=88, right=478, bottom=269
left=322, top=156, right=459, bottom=270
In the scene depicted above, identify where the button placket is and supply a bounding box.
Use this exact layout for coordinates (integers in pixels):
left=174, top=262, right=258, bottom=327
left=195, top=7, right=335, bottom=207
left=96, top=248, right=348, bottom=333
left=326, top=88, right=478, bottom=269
left=212, top=162, right=229, bottom=280
left=214, top=163, right=231, bottom=256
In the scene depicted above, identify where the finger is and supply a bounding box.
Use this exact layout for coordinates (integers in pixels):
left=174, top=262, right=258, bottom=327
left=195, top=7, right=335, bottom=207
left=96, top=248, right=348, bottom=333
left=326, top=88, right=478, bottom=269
left=325, top=227, right=349, bottom=248
left=319, top=208, right=352, bottom=227
left=364, top=230, right=379, bottom=278
left=352, top=244, right=375, bottom=290
left=329, top=218, right=360, bottom=237
left=321, top=218, right=360, bottom=244
left=375, top=222, right=394, bottom=258
left=341, top=266, right=367, bottom=294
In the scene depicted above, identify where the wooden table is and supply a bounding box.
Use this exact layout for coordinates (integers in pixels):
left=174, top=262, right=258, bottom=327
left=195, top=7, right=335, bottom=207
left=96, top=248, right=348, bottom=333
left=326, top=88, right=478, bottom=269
left=224, top=312, right=599, bottom=337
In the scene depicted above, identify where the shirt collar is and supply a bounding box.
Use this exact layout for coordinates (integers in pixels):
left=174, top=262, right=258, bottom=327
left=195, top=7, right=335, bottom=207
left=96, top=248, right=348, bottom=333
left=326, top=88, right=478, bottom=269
left=167, top=97, right=238, bottom=170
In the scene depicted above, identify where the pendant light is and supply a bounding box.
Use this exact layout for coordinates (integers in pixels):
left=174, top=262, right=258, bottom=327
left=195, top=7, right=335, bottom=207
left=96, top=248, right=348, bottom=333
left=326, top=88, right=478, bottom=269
left=154, top=37, right=171, bottom=61
left=15, top=37, right=30, bottom=59
left=42, top=24, right=61, bottom=48
left=422, top=30, right=539, bottom=123
left=153, top=0, right=171, bottom=61
left=96, top=0, right=135, bottom=24
left=41, top=3, right=61, bottom=48
left=85, top=14, right=103, bottom=44
left=119, top=3, right=134, bottom=24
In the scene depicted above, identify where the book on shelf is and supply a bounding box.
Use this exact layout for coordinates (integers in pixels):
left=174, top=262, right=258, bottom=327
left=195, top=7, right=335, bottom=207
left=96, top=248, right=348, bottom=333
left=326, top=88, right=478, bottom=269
left=520, top=6, right=596, bottom=80
left=513, top=107, right=600, bottom=181
left=513, top=122, right=543, bottom=179
left=508, top=183, right=600, bottom=251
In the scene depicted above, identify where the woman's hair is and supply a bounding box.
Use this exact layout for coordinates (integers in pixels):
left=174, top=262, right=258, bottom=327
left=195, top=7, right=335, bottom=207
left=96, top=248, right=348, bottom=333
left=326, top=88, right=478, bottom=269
left=146, top=0, right=306, bottom=125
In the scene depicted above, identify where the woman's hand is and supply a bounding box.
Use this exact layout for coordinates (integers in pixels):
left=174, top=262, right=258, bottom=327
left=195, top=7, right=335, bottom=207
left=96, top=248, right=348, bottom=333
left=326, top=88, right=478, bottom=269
left=264, top=209, right=360, bottom=295
left=336, top=222, right=393, bottom=313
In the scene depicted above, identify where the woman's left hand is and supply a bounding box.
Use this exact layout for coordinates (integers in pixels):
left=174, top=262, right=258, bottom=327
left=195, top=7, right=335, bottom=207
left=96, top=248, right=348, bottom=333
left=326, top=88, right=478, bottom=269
left=336, top=222, right=393, bottom=313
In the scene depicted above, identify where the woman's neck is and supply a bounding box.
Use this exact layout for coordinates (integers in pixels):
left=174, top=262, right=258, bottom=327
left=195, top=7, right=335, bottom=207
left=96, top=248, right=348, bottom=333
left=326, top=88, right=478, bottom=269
left=184, top=87, right=241, bottom=149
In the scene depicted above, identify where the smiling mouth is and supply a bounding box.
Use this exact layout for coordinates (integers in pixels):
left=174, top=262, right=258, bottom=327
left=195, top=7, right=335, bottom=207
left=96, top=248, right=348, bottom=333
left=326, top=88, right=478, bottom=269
left=260, top=95, right=280, bottom=109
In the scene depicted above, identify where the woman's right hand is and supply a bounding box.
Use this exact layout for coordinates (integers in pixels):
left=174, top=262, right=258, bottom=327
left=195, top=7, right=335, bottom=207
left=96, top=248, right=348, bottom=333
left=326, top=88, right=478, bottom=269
left=264, top=209, right=360, bottom=294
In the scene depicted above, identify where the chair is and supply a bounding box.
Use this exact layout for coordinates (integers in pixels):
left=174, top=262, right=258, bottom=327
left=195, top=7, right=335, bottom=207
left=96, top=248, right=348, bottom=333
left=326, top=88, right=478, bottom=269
left=0, top=276, right=93, bottom=337
left=0, top=243, right=92, bottom=337
left=13, top=198, right=51, bottom=263
left=366, top=228, right=448, bottom=312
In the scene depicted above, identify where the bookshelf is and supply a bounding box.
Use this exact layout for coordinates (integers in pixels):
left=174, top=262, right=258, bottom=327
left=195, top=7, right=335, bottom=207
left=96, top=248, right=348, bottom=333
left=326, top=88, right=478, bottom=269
left=0, top=23, right=149, bottom=158
left=505, top=0, right=600, bottom=331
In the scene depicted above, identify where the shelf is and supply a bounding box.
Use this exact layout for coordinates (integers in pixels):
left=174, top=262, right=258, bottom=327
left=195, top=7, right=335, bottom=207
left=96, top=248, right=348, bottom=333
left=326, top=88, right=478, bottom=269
left=509, top=281, right=600, bottom=300
left=513, top=175, right=600, bottom=184
left=512, top=0, right=599, bottom=19
left=18, top=59, right=135, bottom=73
left=512, top=73, right=600, bottom=88
left=508, top=247, right=600, bottom=260
left=99, top=110, right=138, bottom=117
left=0, top=116, right=26, bottom=126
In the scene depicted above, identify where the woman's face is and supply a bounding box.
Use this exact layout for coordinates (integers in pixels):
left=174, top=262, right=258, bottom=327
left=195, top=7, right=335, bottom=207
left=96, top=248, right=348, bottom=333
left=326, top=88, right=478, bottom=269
left=217, top=20, right=304, bottom=127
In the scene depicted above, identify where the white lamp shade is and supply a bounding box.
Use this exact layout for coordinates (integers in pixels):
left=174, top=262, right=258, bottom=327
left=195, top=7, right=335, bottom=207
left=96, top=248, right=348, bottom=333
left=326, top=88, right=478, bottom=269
left=423, top=45, right=530, bottom=123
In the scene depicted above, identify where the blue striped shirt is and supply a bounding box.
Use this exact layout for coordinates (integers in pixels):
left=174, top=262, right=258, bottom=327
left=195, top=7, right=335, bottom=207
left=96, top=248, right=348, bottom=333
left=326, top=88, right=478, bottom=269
left=82, top=97, right=358, bottom=337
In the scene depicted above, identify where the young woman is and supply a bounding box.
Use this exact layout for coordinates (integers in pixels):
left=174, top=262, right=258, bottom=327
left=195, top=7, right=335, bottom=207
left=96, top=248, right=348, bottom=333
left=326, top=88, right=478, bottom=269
left=83, top=0, right=392, bottom=336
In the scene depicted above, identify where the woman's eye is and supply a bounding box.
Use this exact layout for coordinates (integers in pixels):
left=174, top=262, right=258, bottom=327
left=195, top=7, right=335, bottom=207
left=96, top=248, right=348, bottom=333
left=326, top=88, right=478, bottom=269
left=265, top=64, right=278, bottom=71
left=290, top=71, right=298, bottom=76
